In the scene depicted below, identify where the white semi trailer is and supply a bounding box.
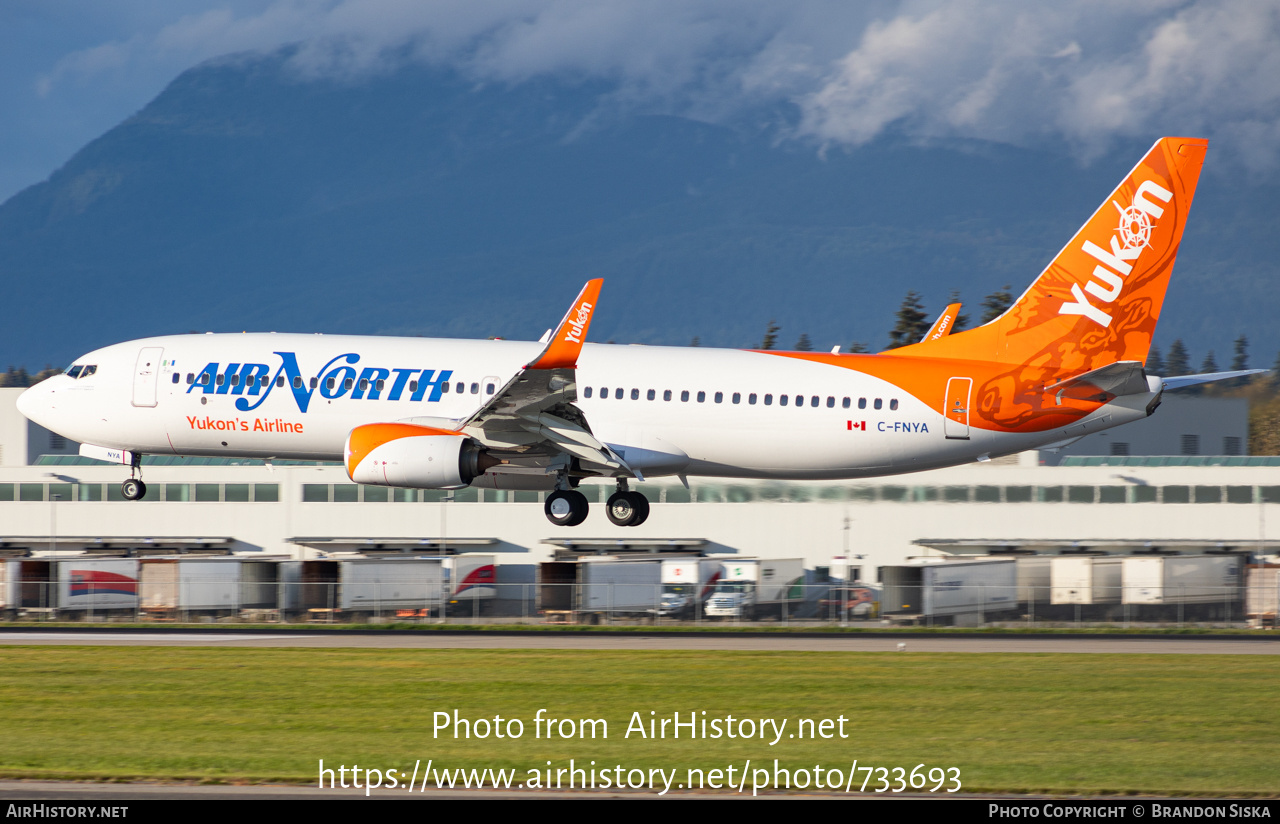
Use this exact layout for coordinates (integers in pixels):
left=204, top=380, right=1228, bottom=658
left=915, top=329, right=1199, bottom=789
left=1051, top=556, right=1124, bottom=605
left=880, top=558, right=1017, bottom=625
left=1122, top=556, right=1243, bottom=605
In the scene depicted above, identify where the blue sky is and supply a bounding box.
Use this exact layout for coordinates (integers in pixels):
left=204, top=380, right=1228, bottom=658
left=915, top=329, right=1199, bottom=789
left=4, top=1, right=1280, bottom=203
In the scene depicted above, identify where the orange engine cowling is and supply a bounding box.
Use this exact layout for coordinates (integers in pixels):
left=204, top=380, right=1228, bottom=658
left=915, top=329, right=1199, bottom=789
left=344, top=423, right=495, bottom=489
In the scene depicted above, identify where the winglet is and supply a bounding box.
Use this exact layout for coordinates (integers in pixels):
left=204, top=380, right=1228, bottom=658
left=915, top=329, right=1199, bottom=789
left=922, top=303, right=963, bottom=343
left=526, top=279, right=603, bottom=370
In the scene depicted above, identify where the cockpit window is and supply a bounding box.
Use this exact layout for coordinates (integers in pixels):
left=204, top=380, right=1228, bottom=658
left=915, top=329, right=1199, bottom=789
left=80, top=365, right=97, bottom=378
left=66, top=365, right=83, bottom=379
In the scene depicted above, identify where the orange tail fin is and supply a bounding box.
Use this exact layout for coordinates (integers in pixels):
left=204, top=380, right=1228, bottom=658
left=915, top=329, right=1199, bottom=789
left=897, top=137, right=1207, bottom=376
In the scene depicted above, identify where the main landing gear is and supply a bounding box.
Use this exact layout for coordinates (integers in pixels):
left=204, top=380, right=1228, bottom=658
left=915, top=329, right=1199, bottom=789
left=606, top=479, right=649, bottom=528
left=544, top=489, right=589, bottom=527
left=121, top=453, right=147, bottom=501
left=541, top=478, right=651, bottom=527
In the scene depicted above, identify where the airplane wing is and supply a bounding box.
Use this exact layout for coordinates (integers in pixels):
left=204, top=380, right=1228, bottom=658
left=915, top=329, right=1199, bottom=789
left=453, top=280, right=635, bottom=477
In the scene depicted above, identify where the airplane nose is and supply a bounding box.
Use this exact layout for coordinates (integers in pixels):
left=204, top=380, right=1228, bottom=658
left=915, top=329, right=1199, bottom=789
left=16, top=382, right=49, bottom=426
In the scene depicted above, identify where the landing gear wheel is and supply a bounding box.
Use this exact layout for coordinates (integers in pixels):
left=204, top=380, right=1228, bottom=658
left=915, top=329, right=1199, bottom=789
left=121, top=479, right=147, bottom=501
left=544, top=490, right=589, bottom=527
left=606, top=491, right=650, bottom=527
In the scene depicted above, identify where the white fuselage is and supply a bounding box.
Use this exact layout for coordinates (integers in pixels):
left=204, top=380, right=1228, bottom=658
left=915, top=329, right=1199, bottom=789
left=17, top=333, right=1152, bottom=482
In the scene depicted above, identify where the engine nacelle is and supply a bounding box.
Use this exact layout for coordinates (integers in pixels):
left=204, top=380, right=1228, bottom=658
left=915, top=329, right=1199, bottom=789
left=345, top=423, right=494, bottom=489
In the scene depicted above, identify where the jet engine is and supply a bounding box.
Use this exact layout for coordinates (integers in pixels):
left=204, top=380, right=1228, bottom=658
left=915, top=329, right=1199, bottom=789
left=345, top=423, right=497, bottom=489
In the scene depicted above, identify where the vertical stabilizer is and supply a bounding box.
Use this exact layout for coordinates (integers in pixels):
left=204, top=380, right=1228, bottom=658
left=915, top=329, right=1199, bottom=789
left=897, top=137, right=1207, bottom=376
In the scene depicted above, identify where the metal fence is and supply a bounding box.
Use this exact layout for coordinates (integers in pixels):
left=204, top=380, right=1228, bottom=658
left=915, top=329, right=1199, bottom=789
left=0, top=581, right=1272, bottom=628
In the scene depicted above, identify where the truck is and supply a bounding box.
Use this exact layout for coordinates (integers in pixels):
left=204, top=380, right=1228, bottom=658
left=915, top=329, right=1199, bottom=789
left=703, top=558, right=805, bottom=620
left=656, top=558, right=724, bottom=618
left=880, top=558, right=1017, bottom=625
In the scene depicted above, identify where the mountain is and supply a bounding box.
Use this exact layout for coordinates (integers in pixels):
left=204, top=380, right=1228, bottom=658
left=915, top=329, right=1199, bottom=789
left=2, top=51, right=1277, bottom=371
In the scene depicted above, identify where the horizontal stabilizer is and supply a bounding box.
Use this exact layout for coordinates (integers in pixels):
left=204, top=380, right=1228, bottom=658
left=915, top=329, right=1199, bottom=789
left=1045, top=361, right=1149, bottom=403
left=1161, top=369, right=1268, bottom=391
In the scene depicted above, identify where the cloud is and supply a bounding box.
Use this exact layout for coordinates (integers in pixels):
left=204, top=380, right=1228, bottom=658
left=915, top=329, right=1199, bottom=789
left=33, top=0, right=1280, bottom=172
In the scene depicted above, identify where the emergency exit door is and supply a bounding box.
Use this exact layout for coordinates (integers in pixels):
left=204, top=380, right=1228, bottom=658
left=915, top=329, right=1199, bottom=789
left=944, top=377, right=972, bottom=440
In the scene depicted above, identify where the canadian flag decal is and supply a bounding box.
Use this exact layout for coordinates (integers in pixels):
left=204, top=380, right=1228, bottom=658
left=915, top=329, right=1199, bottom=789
left=847, top=421, right=866, bottom=431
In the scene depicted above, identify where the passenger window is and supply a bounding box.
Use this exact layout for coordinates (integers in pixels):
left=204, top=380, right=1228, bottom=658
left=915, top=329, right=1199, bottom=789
left=697, top=391, right=706, bottom=403
left=826, top=396, right=835, bottom=408
left=714, top=392, right=723, bottom=403
left=780, top=395, right=788, bottom=406
left=811, top=396, right=819, bottom=407
left=874, top=398, right=883, bottom=410
left=230, top=374, right=240, bottom=386
left=681, top=390, right=689, bottom=402
left=890, top=399, right=899, bottom=410
left=200, top=373, right=211, bottom=385
left=277, top=376, right=285, bottom=388
left=615, top=388, right=623, bottom=399
left=442, top=382, right=450, bottom=393
left=647, top=389, right=656, bottom=400
left=294, top=376, right=303, bottom=389
left=764, top=394, right=773, bottom=405
left=261, top=375, right=269, bottom=387
left=344, top=378, right=354, bottom=391
left=455, top=382, right=463, bottom=394
left=663, top=390, right=672, bottom=401
left=748, top=393, right=757, bottom=405
left=631, top=388, right=640, bottom=400
left=842, top=397, right=850, bottom=409
left=600, top=387, right=608, bottom=398
left=378, top=379, right=386, bottom=391
left=310, top=377, right=318, bottom=389
left=186, top=373, right=194, bottom=385
left=217, top=374, right=225, bottom=386
left=858, top=398, right=866, bottom=409
left=795, top=395, right=804, bottom=407
left=732, top=392, right=741, bottom=404
left=485, top=383, right=494, bottom=394
left=409, top=380, right=418, bottom=393
left=359, top=379, right=368, bottom=391
left=171, top=373, right=179, bottom=384
left=326, top=377, right=334, bottom=390
left=471, top=383, right=479, bottom=394
left=584, top=387, right=593, bottom=398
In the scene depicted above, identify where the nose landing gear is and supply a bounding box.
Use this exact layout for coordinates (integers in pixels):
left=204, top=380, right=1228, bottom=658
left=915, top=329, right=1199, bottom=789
left=121, top=453, right=147, bottom=501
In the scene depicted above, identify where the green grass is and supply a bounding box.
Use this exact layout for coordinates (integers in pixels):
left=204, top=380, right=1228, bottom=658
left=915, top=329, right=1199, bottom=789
left=0, top=647, right=1276, bottom=795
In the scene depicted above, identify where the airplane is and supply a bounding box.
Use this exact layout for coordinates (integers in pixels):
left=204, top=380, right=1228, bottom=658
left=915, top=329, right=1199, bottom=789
left=17, top=136, right=1262, bottom=528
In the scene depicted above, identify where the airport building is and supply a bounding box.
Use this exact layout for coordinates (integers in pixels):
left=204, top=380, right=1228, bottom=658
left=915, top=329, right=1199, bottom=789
left=2, top=387, right=1276, bottom=587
